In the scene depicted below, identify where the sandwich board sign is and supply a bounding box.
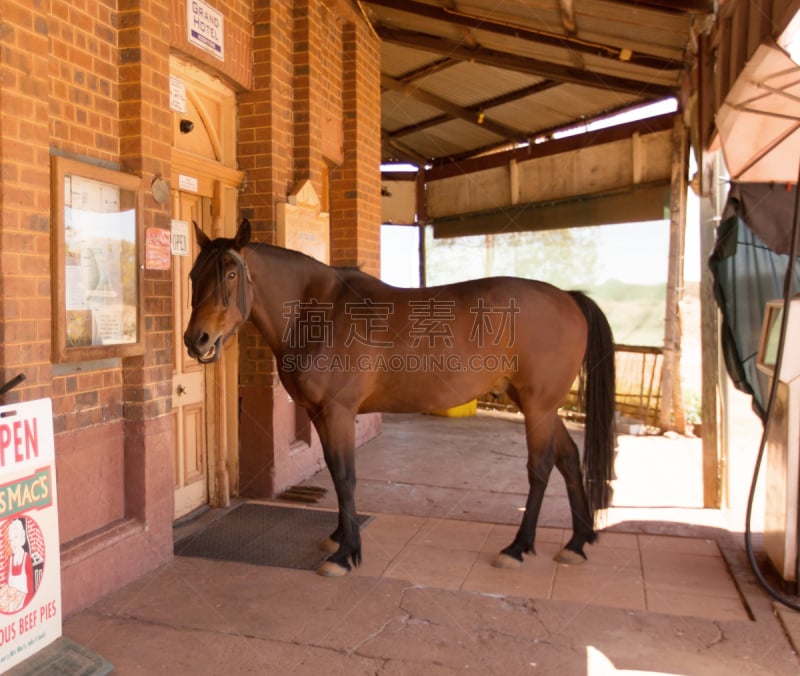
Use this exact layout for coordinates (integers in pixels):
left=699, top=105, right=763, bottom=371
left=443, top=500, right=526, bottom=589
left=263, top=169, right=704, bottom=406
left=0, top=398, right=61, bottom=671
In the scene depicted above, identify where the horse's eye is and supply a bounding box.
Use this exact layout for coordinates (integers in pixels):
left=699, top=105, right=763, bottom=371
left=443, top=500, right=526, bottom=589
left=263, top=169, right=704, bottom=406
left=227, top=270, right=237, bottom=280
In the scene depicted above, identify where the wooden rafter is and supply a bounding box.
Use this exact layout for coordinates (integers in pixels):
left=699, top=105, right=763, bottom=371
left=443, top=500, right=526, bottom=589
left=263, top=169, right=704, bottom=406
left=381, top=74, right=529, bottom=142
left=385, top=80, right=561, bottom=141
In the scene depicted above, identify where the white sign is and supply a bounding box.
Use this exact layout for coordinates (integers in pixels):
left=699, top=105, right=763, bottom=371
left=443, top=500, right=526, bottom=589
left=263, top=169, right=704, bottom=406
left=0, top=399, right=61, bottom=672
left=169, top=76, right=187, bottom=114
left=178, top=174, right=198, bottom=193
left=187, top=0, right=224, bottom=61
left=171, top=220, right=190, bottom=256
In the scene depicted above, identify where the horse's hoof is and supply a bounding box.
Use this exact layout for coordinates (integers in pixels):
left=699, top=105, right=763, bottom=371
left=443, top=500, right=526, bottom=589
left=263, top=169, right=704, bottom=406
left=492, top=553, right=522, bottom=569
left=316, top=560, right=350, bottom=577
left=554, top=548, right=586, bottom=565
left=319, top=537, right=339, bottom=553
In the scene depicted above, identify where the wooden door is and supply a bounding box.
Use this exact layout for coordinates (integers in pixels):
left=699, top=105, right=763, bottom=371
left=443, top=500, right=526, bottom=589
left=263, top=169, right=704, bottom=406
left=172, top=193, right=211, bottom=519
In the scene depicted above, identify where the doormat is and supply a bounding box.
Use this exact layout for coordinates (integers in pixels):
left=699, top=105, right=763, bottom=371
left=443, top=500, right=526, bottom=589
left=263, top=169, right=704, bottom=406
left=7, top=637, right=113, bottom=676
left=174, top=503, right=371, bottom=570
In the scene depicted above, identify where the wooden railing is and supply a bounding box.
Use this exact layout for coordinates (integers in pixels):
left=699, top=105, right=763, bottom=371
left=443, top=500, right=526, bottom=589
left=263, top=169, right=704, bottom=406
left=479, top=344, right=664, bottom=427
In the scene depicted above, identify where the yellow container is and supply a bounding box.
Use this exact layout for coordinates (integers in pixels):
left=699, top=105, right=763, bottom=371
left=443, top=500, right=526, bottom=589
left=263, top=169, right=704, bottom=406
left=430, top=399, right=478, bottom=418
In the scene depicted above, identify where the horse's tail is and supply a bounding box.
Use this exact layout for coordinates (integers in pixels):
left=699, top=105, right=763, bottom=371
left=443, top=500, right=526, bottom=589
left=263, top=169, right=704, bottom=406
left=569, top=291, right=616, bottom=515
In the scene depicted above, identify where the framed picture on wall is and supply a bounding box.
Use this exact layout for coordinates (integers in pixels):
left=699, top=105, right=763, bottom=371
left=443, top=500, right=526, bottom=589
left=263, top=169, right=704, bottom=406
left=51, top=156, right=144, bottom=362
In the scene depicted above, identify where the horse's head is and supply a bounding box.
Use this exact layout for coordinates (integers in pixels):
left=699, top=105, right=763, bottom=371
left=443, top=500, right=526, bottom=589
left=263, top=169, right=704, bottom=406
left=183, top=218, right=253, bottom=364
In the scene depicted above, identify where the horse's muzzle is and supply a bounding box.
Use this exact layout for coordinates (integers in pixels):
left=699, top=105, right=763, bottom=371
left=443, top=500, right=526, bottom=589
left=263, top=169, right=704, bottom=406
left=184, top=330, right=221, bottom=364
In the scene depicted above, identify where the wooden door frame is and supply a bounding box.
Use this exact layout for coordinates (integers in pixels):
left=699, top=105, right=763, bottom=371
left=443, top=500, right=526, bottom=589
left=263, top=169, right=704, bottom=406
left=171, top=151, right=244, bottom=508
left=172, top=191, right=210, bottom=518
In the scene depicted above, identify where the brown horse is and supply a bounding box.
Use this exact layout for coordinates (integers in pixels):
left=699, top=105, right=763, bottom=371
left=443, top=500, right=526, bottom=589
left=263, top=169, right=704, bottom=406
left=184, top=219, right=616, bottom=576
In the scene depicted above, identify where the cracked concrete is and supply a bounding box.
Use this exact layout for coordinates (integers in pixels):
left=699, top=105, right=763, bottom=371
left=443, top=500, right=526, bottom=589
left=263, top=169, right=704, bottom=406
left=61, top=412, right=800, bottom=675
left=65, top=563, right=798, bottom=674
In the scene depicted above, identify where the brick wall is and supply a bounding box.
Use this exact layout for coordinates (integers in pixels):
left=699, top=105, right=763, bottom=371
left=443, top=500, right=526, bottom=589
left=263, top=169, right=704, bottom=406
left=0, top=1, right=53, bottom=400
left=293, top=0, right=344, bottom=185
left=117, top=0, right=174, bottom=423
left=238, top=0, right=294, bottom=389
left=47, top=0, right=122, bottom=437
left=49, top=0, right=119, bottom=163
left=240, top=0, right=294, bottom=240
left=331, top=20, right=381, bottom=274
left=0, top=0, right=260, bottom=614
left=45, top=0, right=177, bottom=432
left=0, top=0, right=381, bottom=612
left=238, top=0, right=379, bottom=382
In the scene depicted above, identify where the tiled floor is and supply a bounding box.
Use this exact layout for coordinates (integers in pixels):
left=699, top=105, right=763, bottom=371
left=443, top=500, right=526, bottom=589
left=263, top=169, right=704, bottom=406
left=289, top=409, right=767, bottom=627
left=350, top=511, right=750, bottom=622
left=62, top=408, right=800, bottom=675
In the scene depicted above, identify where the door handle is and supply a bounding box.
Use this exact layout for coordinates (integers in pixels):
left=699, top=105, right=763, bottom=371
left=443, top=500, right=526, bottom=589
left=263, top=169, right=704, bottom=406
left=176, top=384, right=188, bottom=396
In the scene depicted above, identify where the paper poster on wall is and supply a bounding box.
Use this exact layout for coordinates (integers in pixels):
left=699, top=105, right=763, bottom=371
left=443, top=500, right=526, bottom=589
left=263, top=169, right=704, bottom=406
left=169, top=75, right=187, bottom=114
left=171, top=220, right=190, bottom=256
left=0, top=398, right=61, bottom=672
left=145, top=228, right=172, bottom=271
left=178, top=175, right=198, bottom=193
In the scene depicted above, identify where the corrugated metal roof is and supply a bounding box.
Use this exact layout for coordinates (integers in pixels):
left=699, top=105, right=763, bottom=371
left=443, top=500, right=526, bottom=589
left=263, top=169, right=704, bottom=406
left=417, top=63, right=538, bottom=108
left=362, top=0, right=712, bottom=166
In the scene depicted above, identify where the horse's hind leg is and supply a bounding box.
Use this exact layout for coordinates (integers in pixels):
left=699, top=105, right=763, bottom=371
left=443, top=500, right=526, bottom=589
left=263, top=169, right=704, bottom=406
left=553, top=418, right=597, bottom=564
left=312, top=410, right=362, bottom=577
left=493, top=410, right=556, bottom=569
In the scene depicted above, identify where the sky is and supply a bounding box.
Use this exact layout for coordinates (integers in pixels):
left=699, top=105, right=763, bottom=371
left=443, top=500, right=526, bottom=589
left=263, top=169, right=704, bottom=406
left=589, top=214, right=701, bottom=285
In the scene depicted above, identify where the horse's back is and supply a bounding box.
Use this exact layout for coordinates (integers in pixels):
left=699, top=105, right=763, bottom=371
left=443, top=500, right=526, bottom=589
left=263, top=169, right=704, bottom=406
left=339, top=273, right=586, bottom=352
left=345, top=273, right=579, bottom=311
left=334, top=274, right=588, bottom=414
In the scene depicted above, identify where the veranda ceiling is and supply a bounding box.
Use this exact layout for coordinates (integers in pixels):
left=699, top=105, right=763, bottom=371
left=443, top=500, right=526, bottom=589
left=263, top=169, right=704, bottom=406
left=360, top=0, right=714, bottom=166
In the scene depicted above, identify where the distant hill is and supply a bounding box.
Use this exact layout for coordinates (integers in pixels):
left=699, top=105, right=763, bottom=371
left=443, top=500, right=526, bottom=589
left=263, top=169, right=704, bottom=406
left=591, top=278, right=667, bottom=304
left=585, top=279, right=668, bottom=347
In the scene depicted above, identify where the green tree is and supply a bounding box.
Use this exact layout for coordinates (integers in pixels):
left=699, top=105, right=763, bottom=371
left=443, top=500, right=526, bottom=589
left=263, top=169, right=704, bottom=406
left=424, top=227, right=599, bottom=288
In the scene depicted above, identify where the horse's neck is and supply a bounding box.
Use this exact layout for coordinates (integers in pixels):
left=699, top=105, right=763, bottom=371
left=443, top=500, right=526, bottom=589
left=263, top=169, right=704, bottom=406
left=245, top=245, right=336, bottom=352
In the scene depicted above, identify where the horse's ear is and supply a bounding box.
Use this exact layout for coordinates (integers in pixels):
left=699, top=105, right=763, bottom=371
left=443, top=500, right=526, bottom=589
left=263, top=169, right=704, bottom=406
left=193, top=221, right=211, bottom=249
left=235, top=218, right=251, bottom=249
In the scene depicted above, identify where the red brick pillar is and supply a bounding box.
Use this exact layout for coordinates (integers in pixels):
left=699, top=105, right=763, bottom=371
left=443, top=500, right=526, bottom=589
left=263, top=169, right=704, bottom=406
left=237, top=0, right=296, bottom=496
left=331, top=21, right=382, bottom=274
left=331, top=20, right=384, bottom=443
left=237, top=4, right=383, bottom=498
left=117, top=0, right=174, bottom=548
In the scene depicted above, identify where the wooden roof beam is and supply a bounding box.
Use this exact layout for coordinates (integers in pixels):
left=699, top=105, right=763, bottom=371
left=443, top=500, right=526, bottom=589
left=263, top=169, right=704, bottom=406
left=381, top=132, right=430, bottom=166
left=381, top=73, right=530, bottom=143
left=385, top=80, right=562, bottom=140
left=610, top=0, right=714, bottom=13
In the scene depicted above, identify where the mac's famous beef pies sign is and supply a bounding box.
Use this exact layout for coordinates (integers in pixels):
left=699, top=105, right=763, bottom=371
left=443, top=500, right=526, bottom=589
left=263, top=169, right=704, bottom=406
left=0, top=399, right=61, bottom=671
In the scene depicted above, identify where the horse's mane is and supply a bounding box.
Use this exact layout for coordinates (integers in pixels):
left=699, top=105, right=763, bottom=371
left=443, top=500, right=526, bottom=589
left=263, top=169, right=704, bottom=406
left=248, top=241, right=366, bottom=277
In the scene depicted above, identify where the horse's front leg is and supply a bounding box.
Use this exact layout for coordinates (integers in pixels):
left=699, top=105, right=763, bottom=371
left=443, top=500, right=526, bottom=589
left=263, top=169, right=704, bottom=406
left=313, top=410, right=361, bottom=577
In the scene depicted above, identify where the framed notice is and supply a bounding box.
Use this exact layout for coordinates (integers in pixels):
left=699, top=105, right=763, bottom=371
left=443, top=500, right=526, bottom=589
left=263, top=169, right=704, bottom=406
left=51, top=156, right=144, bottom=362
left=0, top=399, right=61, bottom=671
